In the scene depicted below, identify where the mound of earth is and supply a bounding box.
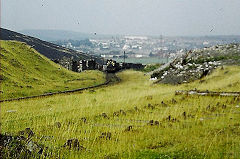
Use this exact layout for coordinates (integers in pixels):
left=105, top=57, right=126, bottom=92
left=151, top=43, right=240, bottom=84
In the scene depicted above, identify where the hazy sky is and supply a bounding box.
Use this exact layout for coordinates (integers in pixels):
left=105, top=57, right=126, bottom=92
left=2, top=0, right=240, bottom=36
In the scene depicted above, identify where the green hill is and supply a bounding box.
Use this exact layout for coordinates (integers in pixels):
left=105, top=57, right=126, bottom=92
left=0, top=40, right=105, bottom=100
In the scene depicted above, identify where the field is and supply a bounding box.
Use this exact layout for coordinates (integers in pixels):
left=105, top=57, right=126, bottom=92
left=0, top=40, right=105, bottom=100
left=1, top=65, right=240, bottom=158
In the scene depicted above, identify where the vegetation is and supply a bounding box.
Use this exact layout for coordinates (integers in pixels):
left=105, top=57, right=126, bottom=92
left=1, top=65, right=240, bottom=158
left=0, top=40, right=106, bottom=100
left=141, top=63, right=163, bottom=73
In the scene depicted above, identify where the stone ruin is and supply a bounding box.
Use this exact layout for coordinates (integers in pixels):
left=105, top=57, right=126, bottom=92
left=54, top=57, right=100, bottom=72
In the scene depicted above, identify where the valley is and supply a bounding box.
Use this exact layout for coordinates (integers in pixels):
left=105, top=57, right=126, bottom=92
left=1, top=66, right=240, bottom=158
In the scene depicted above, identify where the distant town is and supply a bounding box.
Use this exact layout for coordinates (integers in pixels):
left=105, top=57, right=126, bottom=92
left=52, top=35, right=240, bottom=63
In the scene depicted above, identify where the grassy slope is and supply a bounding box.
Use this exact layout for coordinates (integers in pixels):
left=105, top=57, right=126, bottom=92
left=0, top=40, right=105, bottom=100
left=1, top=66, right=240, bottom=158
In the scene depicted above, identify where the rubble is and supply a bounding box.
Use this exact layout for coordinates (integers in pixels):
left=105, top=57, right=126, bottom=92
left=0, top=128, right=44, bottom=158
left=151, top=43, right=240, bottom=84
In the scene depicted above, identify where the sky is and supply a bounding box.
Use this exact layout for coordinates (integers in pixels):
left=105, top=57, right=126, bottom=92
left=2, top=0, right=240, bottom=36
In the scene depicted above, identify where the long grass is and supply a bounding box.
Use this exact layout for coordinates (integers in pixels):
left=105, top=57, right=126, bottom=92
left=1, top=65, right=240, bottom=158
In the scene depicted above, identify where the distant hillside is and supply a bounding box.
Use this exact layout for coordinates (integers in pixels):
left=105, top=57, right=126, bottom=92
left=20, top=29, right=91, bottom=41
left=0, top=28, right=103, bottom=64
left=19, top=29, right=111, bottom=41
left=0, top=40, right=105, bottom=100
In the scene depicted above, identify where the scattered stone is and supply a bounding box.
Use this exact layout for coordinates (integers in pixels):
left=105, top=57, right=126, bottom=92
left=125, top=126, right=133, bottom=131
left=148, top=120, right=160, bottom=126
left=161, top=101, right=168, bottom=107
left=80, top=117, right=87, bottom=123
left=148, top=120, right=154, bottom=125
left=6, top=110, right=17, bottom=113
left=233, top=123, right=240, bottom=127
left=167, top=115, right=171, bottom=121
left=89, top=89, right=96, bottom=93
left=99, top=132, right=112, bottom=140
left=145, top=103, right=155, bottom=109
left=63, top=139, right=85, bottom=150
left=134, top=106, right=139, bottom=111
left=165, top=115, right=178, bottom=122
left=97, top=113, right=109, bottom=119
left=119, top=109, right=126, bottom=115
left=224, top=71, right=229, bottom=74
left=206, top=105, right=211, bottom=110
left=171, top=98, right=177, bottom=104
left=154, top=121, right=160, bottom=125
left=171, top=118, right=177, bottom=122
left=113, top=109, right=126, bottom=117
left=146, top=96, right=153, bottom=100
left=210, top=106, right=217, bottom=112
left=222, top=104, right=227, bottom=109
left=54, top=122, right=61, bottom=128
left=182, top=112, right=187, bottom=119
left=18, top=130, right=25, bottom=136
left=149, top=77, right=157, bottom=81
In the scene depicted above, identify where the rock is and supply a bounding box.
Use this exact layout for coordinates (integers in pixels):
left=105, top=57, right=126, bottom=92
left=154, top=121, right=160, bottom=125
left=148, top=120, right=159, bottom=126
left=101, top=113, right=109, bottom=119
left=150, top=43, right=238, bottom=84
left=222, top=104, right=227, bottom=109
left=145, top=103, right=155, bottom=109
left=134, top=106, right=139, bottom=111
left=113, top=111, right=120, bottom=117
left=113, top=109, right=126, bottom=117
left=99, top=132, right=112, bottom=140
left=161, top=101, right=168, bottom=107
left=149, top=120, right=154, bottom=125
left=26, top=140, right=43, bottom=154
left=167, top=115, right=171, bottom=121
left=146, top=96, right=153, bottom=100
left=54, top=122, right=61, bottom=128
left=119, top=109, right=126, bottom=115
left=183, top=111, right=187, bottom=119
left=24, top=128, right=34, bottom=138
left=80, top=117, right=87, bottom=123
left=0, top=134, right=31, bottom=158
left=125, top=126, right=133, bottom=131
left=63, top=139, right=85, bottom=150
left=171, top=98, right=177, bottom=104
